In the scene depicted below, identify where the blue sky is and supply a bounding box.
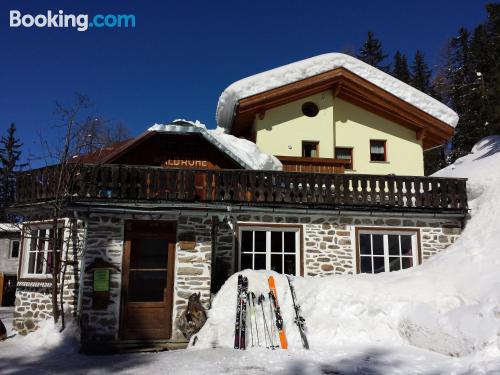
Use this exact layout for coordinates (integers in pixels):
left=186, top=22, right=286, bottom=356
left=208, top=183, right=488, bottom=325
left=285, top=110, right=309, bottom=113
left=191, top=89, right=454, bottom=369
left=0, top=0, right=490, bottom=163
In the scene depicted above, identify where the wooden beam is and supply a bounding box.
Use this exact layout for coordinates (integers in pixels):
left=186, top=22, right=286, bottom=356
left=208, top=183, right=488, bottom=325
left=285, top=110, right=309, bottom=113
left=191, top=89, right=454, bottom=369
left=417, top=128, right=427, bottom=141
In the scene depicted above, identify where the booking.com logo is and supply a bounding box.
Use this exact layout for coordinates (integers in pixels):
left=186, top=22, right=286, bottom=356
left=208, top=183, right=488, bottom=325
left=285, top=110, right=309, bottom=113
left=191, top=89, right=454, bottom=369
left=9, top=10, right=136, bottom=31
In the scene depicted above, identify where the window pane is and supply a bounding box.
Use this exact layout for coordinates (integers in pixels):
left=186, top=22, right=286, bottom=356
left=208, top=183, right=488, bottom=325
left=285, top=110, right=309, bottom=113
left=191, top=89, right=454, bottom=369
left=130, top=239, right=168, bottom=269
left=241, top=231, right=253, bottom=252
left=284, top=232, right=295, bottom=253
left=284, top=255, right=296, bottom=275
left=271, top=231, right=282, bottom=252
left=388, top=235, right=400, bottom=256
left=28, top=252, right=36, bottom=274
left=360, top=234, right=371, bottom=255
left=254, top=254, right=266, bottom=270
left=370, top=141, right=386, bottom=161
left=372, top=235, right=384, bottom=255
left=402, top=257, right=413, bottom=269
left=128, top=271, right=167, bottom=302
left=373, top=257, right=385, bottom=273
left=389, top=257, right=401, bottom=272
left=38, top=229, right=46, bottom=253
left=335, top=148, right=353, bottom=169
left=36, top=250, right=44, bottom=274
left=30, top=230, right=38, bottom=251
left=255, top=231, right=266, bottom=252
left=360, top=256, right=372, bottom=273
left=271, top=254, right=283, bottom=273
left=46, top=250, right=53, bottom=274
left=241, top=253, right=252, bottom=270
left=11, top=241, right=19, bottom=258
left=401, top=235, right=413, bottom=256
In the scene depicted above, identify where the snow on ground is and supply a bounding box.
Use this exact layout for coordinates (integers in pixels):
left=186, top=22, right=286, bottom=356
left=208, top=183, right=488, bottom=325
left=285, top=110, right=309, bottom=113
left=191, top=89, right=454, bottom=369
left=149, top=120, right=282, bottom=171
left=1, top=137, right=499, bottom=374
left=216, top=53, right=458, bottom=131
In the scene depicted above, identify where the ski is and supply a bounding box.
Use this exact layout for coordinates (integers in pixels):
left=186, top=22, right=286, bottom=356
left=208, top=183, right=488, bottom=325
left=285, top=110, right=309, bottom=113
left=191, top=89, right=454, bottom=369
left=286, top=275, right=309, bottom=349
left=240, top=276, right=248, bottom=349
left=268, top=276, right=288, bottom=349
left=233, top=275, right=243, bottom=349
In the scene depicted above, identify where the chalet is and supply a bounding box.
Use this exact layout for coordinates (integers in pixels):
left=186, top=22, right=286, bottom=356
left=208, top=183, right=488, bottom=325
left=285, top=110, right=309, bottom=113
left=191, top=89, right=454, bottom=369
left=10, top=53, right=467, bottom=352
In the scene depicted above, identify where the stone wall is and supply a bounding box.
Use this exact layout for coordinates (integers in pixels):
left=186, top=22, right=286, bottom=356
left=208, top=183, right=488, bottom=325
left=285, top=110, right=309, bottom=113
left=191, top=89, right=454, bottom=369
left=172, top=215, right=213, bottom=340
left=229, top=213, right=463, bottom=277
left=79, top=215, right=123, bottom=342
left=79, top=213, right=213, bottom=343
left=14, top=219, right=84, bottom=335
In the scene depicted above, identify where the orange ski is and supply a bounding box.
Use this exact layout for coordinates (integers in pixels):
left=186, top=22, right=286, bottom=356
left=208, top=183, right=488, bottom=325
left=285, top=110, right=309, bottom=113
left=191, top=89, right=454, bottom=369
left=268, top=276, right=288, bottom=349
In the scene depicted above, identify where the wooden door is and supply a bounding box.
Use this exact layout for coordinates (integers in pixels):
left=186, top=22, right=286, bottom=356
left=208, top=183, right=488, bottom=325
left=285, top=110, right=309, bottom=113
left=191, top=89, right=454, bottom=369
left=120, top=220, right=176, bottom=340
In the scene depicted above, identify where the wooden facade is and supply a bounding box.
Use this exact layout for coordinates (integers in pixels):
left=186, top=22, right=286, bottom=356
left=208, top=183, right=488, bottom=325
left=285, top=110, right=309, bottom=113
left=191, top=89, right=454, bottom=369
left=277, top=156, right=349, bottom=174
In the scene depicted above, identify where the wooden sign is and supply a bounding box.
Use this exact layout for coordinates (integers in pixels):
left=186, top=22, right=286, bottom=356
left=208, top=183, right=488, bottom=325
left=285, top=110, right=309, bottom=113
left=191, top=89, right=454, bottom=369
left=164, top=159, right=208, bottom=168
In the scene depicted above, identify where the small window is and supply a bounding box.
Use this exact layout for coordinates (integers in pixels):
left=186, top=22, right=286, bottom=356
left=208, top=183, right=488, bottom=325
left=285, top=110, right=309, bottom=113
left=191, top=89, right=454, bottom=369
left=301, top=102, right=319, bottom=117
left=302, top=141, right=319, bottom=158
left=10, top=240, right=20, bottom=258
left=335, top=147, right=353, bottom=170
left=358, top=230, right=419, bottom=274
left=239, top=227, right=300, bottom=276
left=370, top=140, right=387, bottom=162
left=23, top=225, right=64, bottom=277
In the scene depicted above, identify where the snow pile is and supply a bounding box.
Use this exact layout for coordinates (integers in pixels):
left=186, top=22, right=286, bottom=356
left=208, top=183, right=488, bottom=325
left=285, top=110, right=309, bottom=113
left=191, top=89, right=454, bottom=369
left=195, top=136, right=500, bottom=358
left=216, top=53, right=458, bottom=130
left=149, top=120, right=282, bottom=171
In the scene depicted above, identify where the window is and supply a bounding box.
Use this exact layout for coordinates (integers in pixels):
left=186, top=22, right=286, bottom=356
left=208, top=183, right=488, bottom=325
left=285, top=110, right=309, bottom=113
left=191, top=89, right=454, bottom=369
left=10, top=240, right=20, bottom=258
left=23, top=226, right=64, bottom=277
left=335, top=147, right=353, bottom=170
left=302, top=141, right=319, bottom=158
left=238, top=227, right=300, bottom=276
left=301, top=102, right=319, bottom=117
left=357, top=230, right=419, bottom=274
left=370, top=140, right=387, bottom=162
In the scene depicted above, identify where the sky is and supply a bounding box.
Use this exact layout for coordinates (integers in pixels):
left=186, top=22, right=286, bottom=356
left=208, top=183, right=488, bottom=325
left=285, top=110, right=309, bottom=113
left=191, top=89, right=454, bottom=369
left=0, top=0, right=490, bottom=164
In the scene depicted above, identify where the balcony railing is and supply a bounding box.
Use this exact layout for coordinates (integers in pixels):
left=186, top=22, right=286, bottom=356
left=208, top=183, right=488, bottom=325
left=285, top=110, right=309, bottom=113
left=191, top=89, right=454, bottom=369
left=15, top=164, right=468, bottom=213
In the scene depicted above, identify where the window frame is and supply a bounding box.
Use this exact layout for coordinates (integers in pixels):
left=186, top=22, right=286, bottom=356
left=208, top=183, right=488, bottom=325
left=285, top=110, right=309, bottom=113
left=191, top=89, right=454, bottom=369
left=20, top=222, right=66, bottom=279
left=302, top=141, right=319, bottom=158
left=369, top=139, right=387, bottom=162
left=236, top=224, right=303, bottom=276
left=355, top=227, right=421, bottom=274
left=9, top=239, right=20, bottom=259
left=335, top=147, right=354, bottom=170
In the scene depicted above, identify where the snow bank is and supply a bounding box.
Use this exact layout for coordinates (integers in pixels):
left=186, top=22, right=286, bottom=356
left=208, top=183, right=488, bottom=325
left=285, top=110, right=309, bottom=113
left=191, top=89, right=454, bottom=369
left=216, top=53, right=458, bottom=130
left=149, top=120, right=282, bottom=171
left=195, top=136, right=500, bottom=358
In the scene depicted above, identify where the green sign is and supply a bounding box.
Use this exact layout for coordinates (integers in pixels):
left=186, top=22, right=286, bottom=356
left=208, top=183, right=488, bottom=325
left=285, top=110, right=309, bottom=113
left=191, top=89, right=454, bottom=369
left=93, top=269, right=110, bottom=292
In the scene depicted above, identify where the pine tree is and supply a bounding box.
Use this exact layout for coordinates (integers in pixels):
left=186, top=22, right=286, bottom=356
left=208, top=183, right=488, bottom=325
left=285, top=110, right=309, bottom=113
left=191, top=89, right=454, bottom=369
left=410, top=50, right=433, bottom=94
left=357, top=31, right=388, bottom=71
left=0, top=123, right=26, bottom=220
left=392, top=51, right=410, bottom=83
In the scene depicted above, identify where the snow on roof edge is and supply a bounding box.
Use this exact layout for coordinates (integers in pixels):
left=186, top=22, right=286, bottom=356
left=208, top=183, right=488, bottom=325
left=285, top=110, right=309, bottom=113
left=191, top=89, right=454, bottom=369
left=216, top=53, right=459, bottom=131
left=148, top=120, right=282, bottom=171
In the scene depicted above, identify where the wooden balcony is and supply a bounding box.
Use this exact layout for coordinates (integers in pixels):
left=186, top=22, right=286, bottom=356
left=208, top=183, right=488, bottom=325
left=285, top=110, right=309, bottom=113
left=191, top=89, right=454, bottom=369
left=14, top=164, right=468, bottom=214
left=276, top=156, right=350, bottom=174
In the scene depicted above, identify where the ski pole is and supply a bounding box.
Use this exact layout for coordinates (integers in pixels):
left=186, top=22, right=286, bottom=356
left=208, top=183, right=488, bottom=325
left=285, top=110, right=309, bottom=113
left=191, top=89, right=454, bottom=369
left=251, top=292, right=260, bottom=347
left=258, top=294, right=272, bottom=349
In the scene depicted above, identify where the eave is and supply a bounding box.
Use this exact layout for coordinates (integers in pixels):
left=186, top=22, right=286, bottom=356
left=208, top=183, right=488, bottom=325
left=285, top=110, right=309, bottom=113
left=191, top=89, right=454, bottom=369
left=230, top=67, right=454, bottom=150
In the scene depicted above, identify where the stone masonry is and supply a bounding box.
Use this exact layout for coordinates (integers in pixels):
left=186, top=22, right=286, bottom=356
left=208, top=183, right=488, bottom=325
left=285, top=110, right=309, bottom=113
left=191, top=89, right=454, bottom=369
left=14, top=218, right=84, bottom=334
left=79, top=213, right=213, bottom=343
left=216, top=213, right=463, bottom=278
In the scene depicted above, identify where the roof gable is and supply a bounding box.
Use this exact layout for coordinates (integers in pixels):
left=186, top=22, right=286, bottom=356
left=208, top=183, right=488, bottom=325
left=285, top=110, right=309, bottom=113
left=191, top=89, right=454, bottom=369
left=217, top=53, right=458, bottom=149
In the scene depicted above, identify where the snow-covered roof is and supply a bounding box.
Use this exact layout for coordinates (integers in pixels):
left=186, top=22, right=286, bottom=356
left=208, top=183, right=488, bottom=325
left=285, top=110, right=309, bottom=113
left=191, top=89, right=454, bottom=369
left=148, top=120, right=282, bottom=171
left=0, top=223, right=21, bottom=232
left=216, top=53, right=459, bottom=130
